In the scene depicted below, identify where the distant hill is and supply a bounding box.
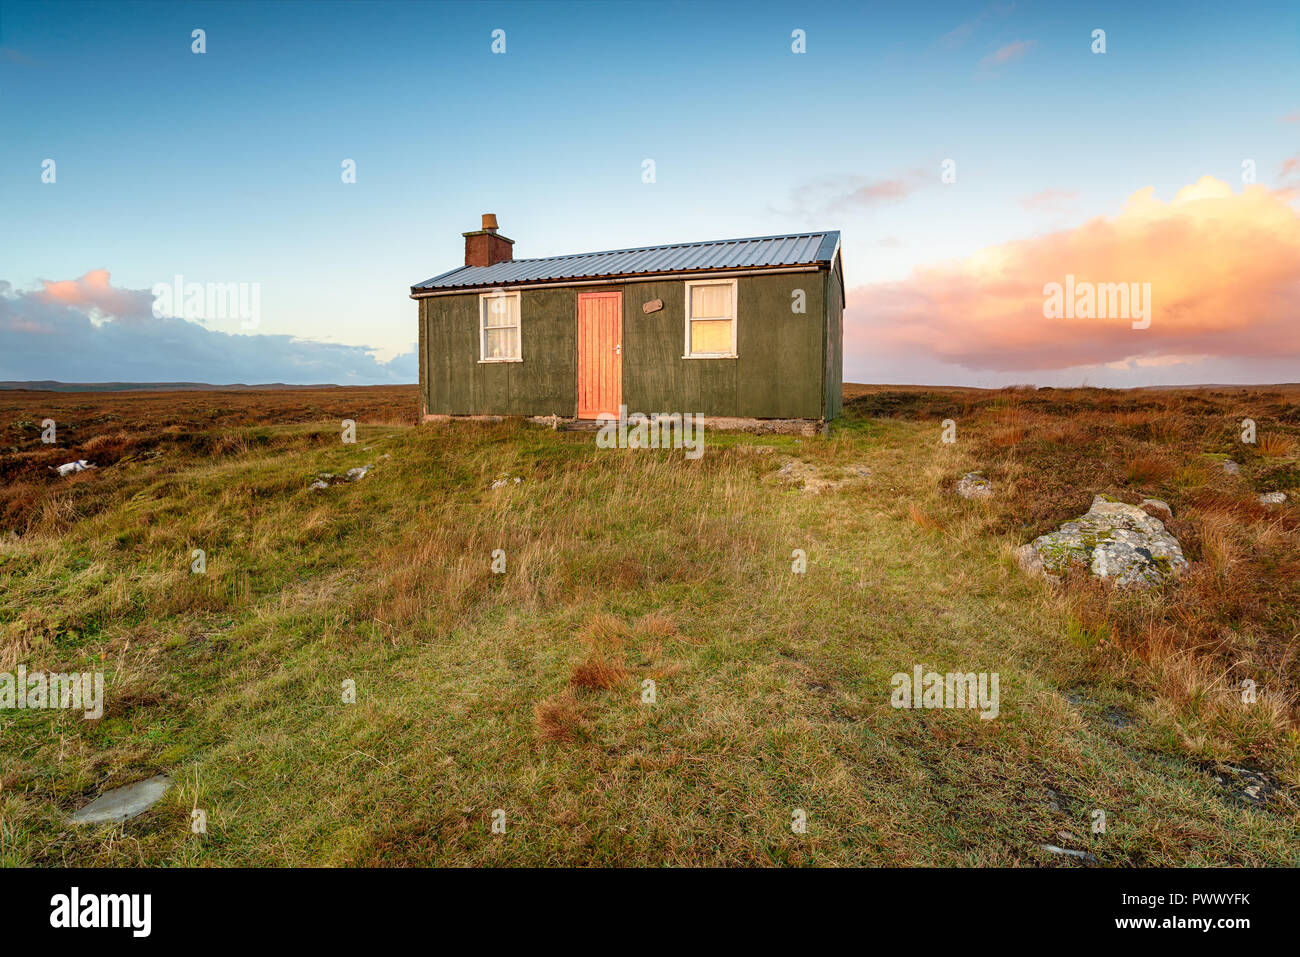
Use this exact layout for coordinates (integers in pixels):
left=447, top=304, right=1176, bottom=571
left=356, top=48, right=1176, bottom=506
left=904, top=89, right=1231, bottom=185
left=0, top=381, right=380, bottom=393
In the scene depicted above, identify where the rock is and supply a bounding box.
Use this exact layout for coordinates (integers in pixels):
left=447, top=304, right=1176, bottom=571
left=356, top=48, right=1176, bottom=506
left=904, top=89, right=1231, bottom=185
left=1211, top=765, right=1277, bottom=810
left=1017, top=494, right=1189, bottom=587
left=70, top=774, right=171, bottom=825
left=312, top=465, right=373, bottom=490
left=772, top=459, right=871, bottom=494
left=1039, top=843, right=1098, bottom=865
left=1222, top=459, right=1240, bottom=475
left=1259, top=491, right=1286, bottom=505
left=53, top=460, right=96, bottom=476
left=956, top=472, right=993, bottom=499
left=1140, top=498, right=1172, bottom=521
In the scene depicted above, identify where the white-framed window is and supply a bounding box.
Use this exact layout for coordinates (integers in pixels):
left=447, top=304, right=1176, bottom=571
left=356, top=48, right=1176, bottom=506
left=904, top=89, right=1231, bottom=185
left=479, top=290, right=521, bottom=362
left=683, top=279, right=737, bottom=358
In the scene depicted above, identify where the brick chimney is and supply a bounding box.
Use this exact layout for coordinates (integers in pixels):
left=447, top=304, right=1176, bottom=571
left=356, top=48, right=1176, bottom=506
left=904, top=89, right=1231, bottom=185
left=463, top=213, right=514, bottom=267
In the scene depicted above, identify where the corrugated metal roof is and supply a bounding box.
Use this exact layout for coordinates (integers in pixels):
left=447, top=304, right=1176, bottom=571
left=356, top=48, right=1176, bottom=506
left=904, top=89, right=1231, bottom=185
left=412, top=230, right=840, bottom=294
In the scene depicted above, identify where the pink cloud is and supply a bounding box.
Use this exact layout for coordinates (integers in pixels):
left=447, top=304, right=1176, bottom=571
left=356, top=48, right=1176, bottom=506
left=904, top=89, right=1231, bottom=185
left=787, top=170, right=930, bottom=215
left=981, top=39, right=1035, bottom=66
left=844, top=177, right=1300, bottom=373
left=1280, top=155, right=1300, bottom=189
left=36, top=269, right=152, bottom=319
left=939, top=3, right=1015, bottom=49
left=1021, top=188, right=1079, bottom=210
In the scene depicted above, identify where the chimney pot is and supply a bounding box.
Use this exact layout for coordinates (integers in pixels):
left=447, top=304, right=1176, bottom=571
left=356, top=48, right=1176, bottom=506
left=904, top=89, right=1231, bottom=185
left=482, top=213, right=498, bottom=231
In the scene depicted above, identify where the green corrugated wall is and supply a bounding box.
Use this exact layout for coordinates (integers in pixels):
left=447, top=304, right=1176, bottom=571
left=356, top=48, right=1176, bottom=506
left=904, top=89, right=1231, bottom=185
left=419, top=269, right=841, bottom=420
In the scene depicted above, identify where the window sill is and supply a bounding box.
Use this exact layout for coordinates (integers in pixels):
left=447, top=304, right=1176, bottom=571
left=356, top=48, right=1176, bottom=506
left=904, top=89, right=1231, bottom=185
left=478, top=358, right=523, bottom=364
left=682, top=354, right=738, bottom=359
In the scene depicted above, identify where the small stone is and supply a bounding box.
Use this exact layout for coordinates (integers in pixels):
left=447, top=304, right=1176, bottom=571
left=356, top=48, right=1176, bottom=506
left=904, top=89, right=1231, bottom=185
left=1039, top=843, right=1098, bottom=865
left=956, top=472, right=993, bottom=499
left=1140, top=498, right=1172, bottom=521
left=54, top=460, right=96, bottom=476
left=70, top=775, right=171, bottom=825
left=1222, top=459, right=1240, bottom=475
left=1259, top=491, right=1286, bottom=505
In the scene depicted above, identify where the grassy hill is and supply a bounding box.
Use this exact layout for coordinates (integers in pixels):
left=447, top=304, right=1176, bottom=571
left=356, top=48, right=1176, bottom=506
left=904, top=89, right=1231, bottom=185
left=1, top=385, right=1297, bottom=865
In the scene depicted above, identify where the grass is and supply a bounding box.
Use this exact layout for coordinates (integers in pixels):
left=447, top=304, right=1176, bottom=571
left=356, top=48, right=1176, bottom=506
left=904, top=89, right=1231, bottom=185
left=0, top=383, right=1298, bottom=866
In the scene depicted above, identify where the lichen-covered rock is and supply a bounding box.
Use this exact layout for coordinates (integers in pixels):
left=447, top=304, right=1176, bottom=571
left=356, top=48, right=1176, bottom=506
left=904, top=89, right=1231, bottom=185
left=1222, top=459, right=1241, bottom=475
left=1016, top=494, right=1188, bottom=587
left=956, top=472, right=993, bottom=499
left=1259, top=491, right=1286, bottom=505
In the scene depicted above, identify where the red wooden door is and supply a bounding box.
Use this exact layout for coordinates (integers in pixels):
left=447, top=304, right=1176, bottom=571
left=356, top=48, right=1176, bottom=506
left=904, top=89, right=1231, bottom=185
left=577, top=291, right=622, bottom=419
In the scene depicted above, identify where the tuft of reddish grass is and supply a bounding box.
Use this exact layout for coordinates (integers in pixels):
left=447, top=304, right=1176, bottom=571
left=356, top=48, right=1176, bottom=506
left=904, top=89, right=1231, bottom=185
left=633, top=610, right=678, bottom=640
left=570, top=653, right=629, bottom=691
left=991, top=425, right=1026, bottom=447
left=1257, top=432, right=1296, bottom=456
left=908, top=503, right=945, bottom=532
left=578, top=613, right=625, bottom=651
left=1124, top=451, right=1174, bottom=486
left=533, top=692, right=588, bottom=743
left=1040, top=420, right=1089, bottom=445
left=1147, top=416, right=1185, bottom=443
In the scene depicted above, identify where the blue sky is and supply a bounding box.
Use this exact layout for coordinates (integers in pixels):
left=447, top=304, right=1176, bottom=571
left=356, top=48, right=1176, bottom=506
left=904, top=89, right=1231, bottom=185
left=2, top=0, right=1298, bottom=385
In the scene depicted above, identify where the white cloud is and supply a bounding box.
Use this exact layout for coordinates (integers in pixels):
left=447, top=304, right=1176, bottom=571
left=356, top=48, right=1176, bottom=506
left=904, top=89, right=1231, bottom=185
left=0, top=272, right=416, bottom=385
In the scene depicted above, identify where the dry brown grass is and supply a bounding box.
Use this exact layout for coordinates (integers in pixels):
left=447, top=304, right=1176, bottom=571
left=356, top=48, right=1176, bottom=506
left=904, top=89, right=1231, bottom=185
left=1124, top=451, right=1175, bottom=485
left=0, top=385, right=417, bottom=534
left=3, top=382, right=1298, bottom=866
left=908, top=503, right=945, bottom=532
left=847, top=382, right=1300, bottom=774
left=578, top=612, right=626, bottom=652
left=570, top=653, right=630, bottom=691
left=534, top=692, right=588, bottom=743
left=1257, top=432, right=1297, bottom=456
left=1148, top=415, right=1186, bottom=443
left=633, top=611, right=678, bottom=640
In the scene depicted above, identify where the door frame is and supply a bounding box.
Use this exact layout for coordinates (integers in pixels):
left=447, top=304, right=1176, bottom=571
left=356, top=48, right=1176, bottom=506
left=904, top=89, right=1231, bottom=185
left=575, top=289, right=623, bottom=419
